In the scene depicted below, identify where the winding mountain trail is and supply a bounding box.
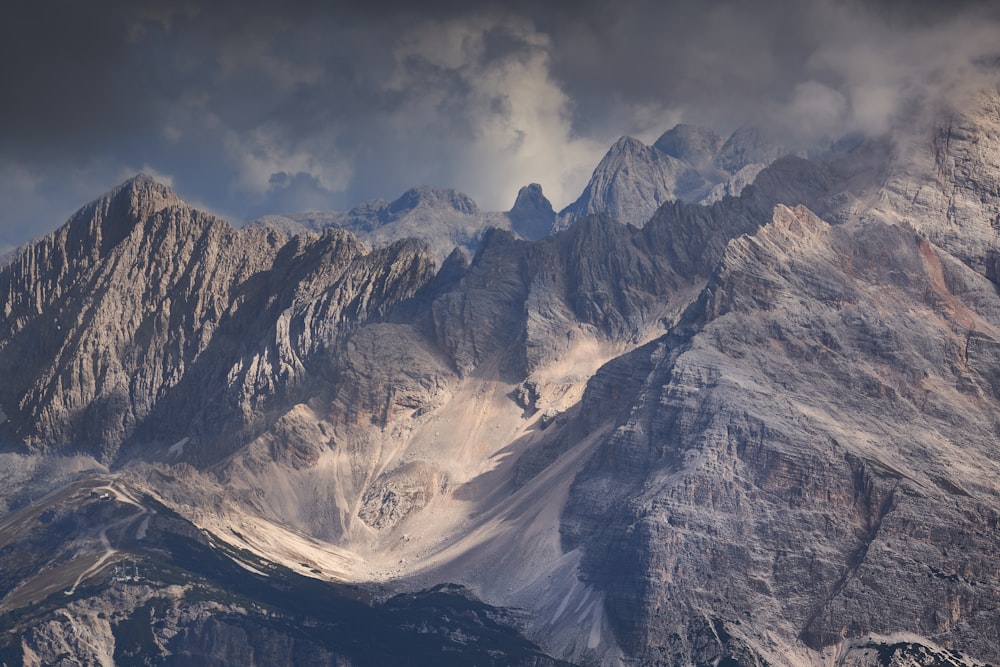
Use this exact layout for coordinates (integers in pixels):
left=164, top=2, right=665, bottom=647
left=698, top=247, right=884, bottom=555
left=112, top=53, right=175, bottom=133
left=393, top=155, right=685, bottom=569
left=63, top=494, right=150, bottom=596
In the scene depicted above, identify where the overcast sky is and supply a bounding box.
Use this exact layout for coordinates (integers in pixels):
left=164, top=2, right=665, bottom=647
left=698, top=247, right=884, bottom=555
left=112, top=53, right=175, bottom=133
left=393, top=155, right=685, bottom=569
left=1, top=0, right=999, bottom=252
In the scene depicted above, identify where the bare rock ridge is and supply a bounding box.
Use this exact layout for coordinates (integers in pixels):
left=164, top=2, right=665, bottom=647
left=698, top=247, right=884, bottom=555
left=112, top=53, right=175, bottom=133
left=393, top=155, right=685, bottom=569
left=0, top=174, right=287, bottom=460
left=2, top=86, right=1000, bottom=666
left=250, top=184, right=514, bottom=264
left=249, top=123, right=789, bottom=261
left=252, top=181, right=556, bottom=264
left=0, top=179, right=438, bottom=463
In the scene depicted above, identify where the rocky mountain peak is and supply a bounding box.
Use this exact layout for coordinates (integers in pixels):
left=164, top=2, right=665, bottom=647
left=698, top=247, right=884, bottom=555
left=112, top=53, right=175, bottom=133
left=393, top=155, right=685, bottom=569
left=87, top=172, right=181, bottom=223
left=114, top=172, right=180, bottom=209
left=67, top=173, right=183, bottom=256
left=511, top=182, right=549, bottom=208
left=387, top=185, right=480, bottom=217
left=556, top=123, right=799, bottom=229
left=607, top=135, right=651, bottom=157
left=507, top=183, right=555, bottom=240
left=247, top=183, right=505, bottom=265
left=555, top=134, right=700, bottom=229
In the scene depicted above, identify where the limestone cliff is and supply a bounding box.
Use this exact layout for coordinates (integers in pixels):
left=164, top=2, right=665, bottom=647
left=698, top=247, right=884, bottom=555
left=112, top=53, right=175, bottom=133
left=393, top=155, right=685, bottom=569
left=563, top=204, right=1000, bottom=664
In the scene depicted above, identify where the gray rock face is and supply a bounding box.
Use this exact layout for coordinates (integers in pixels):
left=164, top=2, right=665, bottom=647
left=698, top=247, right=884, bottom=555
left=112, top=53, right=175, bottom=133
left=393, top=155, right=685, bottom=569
left=0, top=177, right=439, bottom=464
left=873, top=89, right=1000, bottom=278
left=508, top=183, right=556, bottom=241
left=714, top=125, right=791, bottom=173
left=430, top=154, right=839, bottom=382
left=0, top=176, right=288, bottom=461
left=555, top=124, right=794, bottom=230
left=562, top=205, right=1000, bottom=664
left=557, top=136, right=702, bottom=229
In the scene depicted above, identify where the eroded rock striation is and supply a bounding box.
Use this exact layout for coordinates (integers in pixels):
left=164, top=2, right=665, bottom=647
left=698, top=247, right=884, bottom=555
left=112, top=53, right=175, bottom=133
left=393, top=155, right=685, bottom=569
left=563, top=205, right=1000, bottom=663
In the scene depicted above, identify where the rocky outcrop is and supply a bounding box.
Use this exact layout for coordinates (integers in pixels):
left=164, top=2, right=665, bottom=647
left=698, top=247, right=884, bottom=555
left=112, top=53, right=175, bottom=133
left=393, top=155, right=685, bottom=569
left=873, top=87, right=1000, bottom=279
left=508, top=183, right=556, bottom=241
left=359, top=460, right=444, bottom=530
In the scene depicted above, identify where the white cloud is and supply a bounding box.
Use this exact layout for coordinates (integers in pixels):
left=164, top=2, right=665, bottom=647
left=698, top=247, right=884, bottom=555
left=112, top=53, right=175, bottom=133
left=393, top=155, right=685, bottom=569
left=773, top=2, right=1000, bottom=142
left=6, top=1, right=1000, bottom=244
left=222, top=124, right=352, bottom=199
left=382, top=14, right=609, bottom=211
left=622, top=102, right=685, bottom=145
left=781, top=81, right=850, bottom=142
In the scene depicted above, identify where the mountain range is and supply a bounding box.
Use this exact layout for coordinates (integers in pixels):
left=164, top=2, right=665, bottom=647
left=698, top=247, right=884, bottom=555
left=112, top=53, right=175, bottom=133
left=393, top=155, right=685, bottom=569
left=244, top=123, right=794, bottom=264
left=1, top=88, right=1000, bottom=666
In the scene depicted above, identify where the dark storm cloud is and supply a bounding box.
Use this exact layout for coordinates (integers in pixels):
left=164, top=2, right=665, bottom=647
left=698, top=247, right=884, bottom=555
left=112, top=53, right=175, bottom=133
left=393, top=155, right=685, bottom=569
left=1, top=2, right=145, bottom=156
left=547, top=0, right=1000, bottom=136
left=1, top=0, right=998, bottom=251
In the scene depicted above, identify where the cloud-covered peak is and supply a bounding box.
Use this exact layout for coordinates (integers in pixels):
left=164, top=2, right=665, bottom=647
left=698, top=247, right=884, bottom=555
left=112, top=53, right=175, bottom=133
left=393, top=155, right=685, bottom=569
left=653, top=125, right=723, bottom=166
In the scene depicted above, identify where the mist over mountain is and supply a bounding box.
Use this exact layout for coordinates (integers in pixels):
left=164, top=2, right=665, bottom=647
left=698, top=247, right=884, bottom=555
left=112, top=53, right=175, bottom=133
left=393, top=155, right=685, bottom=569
left=2, top=71, right=1000, bottom=665
left=247, top=182, right=555, bottom=264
